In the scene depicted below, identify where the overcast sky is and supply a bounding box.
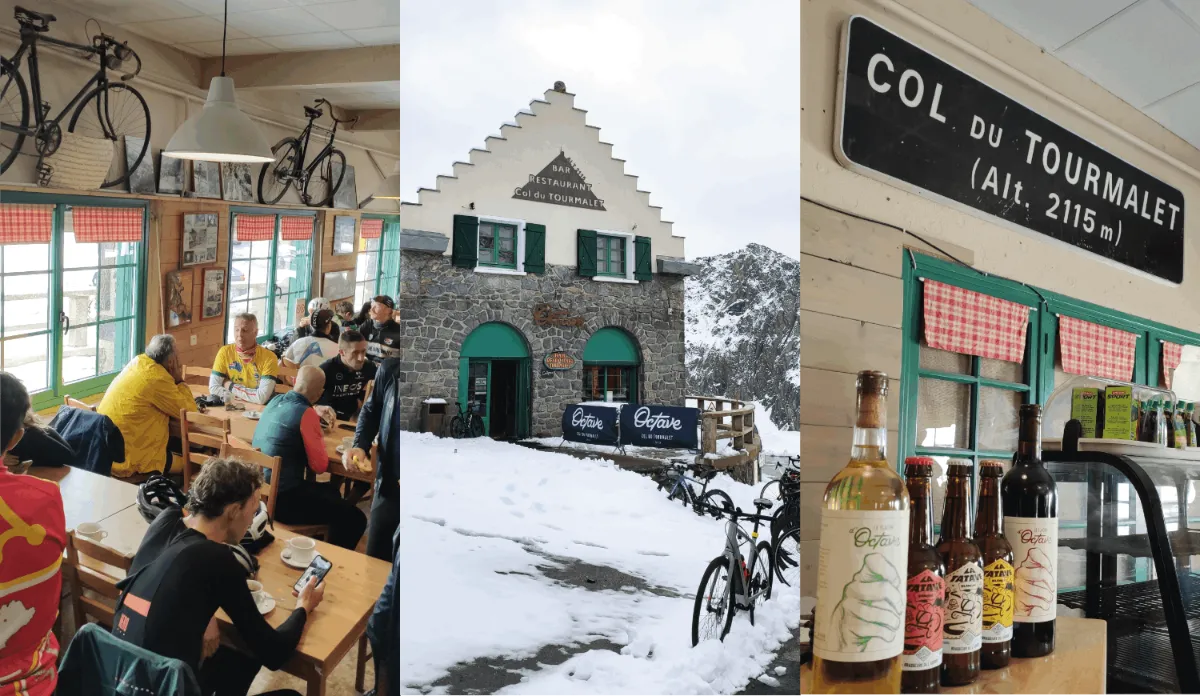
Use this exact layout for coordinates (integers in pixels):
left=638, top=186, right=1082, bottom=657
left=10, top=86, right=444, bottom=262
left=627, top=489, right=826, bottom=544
left=400, top=1, right=799, bottom=261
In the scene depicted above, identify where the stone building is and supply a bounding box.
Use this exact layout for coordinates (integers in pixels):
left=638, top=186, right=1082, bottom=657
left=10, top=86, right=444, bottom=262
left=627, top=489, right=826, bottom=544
left=399, top=82, right=699, bottom=438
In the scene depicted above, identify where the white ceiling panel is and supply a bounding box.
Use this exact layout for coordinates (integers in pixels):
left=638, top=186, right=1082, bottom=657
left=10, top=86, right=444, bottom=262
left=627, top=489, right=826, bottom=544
left=224, top=8, right=335, bottom=37
left=1145, top=82, right=1200, bottom=145
left=965, top=0, right=1137, bottom=51
left=67, top=0, right=201, bottom=24
left=177, top=0, right=294, bottom=14
left=343, top=27, right=399, bottom=46
left=122, top=15, right=250, bottom=44
left=263, top=31, right=359, bottom=51
left=301, top=0, right=399, bottom=31
left=183, top=37, right=279, bottom=57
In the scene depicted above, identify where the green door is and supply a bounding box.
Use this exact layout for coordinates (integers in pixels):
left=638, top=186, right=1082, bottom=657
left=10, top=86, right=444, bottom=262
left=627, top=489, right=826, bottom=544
left=459, top=322, right=531, bottom=438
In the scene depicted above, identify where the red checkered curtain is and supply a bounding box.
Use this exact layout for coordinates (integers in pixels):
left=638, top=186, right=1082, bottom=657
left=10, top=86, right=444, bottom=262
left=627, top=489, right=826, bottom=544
left=234, top=214, right=275, bottom=242
left=0, top=204, right=54, bottom=244
left=922, top=279, right=1030, bottom=363
left=360, top=218, right=383, bottom=239
left=71, top=206, right=143, bottom=243
left=280, top=216, right=314, bottom=241
left=1058, top=315, right=1138, bottom=382
left=1163, top=341, right=1184, bottom=389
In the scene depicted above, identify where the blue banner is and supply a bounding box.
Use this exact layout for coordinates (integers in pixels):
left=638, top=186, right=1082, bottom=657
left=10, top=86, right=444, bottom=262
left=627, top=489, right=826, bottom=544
left=620, top=405, right=700, bottom=449
left=562, top=404, right=620, bottom=445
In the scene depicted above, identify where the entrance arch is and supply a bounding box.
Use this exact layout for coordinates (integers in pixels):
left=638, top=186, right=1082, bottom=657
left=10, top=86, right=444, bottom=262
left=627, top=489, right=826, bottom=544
left=459, top=322, right=531, bottom=439
left=582, top=327, right=642, bottom=403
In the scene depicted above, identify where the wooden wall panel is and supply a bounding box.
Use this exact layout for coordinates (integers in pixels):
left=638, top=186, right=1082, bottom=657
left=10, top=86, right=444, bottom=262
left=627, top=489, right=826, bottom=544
left=318, top=211, right=360, bottom=305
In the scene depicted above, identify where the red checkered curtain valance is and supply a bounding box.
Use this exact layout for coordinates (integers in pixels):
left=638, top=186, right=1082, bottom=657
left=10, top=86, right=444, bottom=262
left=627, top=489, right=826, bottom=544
left=360, top=218, right=383, bottom=239
left=922, top=279, right=1031, bottom=363
left=0, top=204, right=54, bottom=244
left=234, top=214, right=275, bottom=242
left=1163, top=341, right=1184, bottom=389
left=71, top=206, right=143, bottom=243
left=1058, top=315, right=1138, bottom=382
left=279, top=216, right=314, bottom=241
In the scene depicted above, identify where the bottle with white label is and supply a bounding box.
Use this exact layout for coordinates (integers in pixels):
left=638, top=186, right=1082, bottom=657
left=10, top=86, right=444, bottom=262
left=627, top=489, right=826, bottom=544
left=811, top=371, right=909, bottom=694
left=1002, top=404, right=1058, bottom=658
left=937, top=459, right=982, bottom=687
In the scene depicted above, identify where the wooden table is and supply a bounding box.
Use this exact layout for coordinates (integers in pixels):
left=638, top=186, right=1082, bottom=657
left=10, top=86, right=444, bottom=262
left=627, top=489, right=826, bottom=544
left=29, top=465, right=138, bottom=530
left=800, top=616, right=1107, bottom=693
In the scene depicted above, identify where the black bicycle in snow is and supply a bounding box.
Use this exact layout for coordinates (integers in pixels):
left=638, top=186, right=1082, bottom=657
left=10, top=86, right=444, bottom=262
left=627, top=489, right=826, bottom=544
left=654, top=462, right=734, bottom=519
left=448, top=401, right=485, bottom=439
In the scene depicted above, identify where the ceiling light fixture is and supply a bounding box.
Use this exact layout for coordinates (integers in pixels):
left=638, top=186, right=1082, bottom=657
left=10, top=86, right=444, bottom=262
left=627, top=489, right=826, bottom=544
left=164, top=0, right=273, bottom=162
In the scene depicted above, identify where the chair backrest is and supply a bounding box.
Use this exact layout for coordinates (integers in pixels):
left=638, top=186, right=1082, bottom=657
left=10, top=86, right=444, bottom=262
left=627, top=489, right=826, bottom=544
left=182, top=366, right=211, bottom=386
left=64, top=531, right=133, bottom=630
left=277, top=362, right=299, bottom=386
left=63, top=395, right=97, bottom=412
left=273, top=380, right=291, bottom=395
left=227, top=445, right=283, bottom=519
left=58, top=623, right=201, bottom=696
left=180, top=410, right=230, bottom=491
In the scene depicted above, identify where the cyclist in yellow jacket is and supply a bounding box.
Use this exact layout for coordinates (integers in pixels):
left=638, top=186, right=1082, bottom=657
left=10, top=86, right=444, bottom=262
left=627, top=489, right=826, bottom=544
left=98, top=334, right=197, bottom=477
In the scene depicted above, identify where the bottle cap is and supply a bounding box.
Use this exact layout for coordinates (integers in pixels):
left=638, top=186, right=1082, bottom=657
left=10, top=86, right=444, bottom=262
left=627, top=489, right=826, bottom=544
left=903, top=456, right=936, bottom=477
left=980, top=459, right=1006, bottom=476
left=946, top=457, right=972, bottom=473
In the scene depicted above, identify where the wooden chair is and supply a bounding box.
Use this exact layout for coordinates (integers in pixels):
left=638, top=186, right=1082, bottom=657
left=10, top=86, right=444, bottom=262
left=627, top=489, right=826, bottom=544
left=277, top=362, right=300, bottom=386
left=182, top=365, right=212, bottom=386
left=63, top=395, right=97, bottom=412
left=64, top=531, right=132, bottom=631
left=180, top=410, right=231, bottom=491
left=226, top=445, right=328, bottom=540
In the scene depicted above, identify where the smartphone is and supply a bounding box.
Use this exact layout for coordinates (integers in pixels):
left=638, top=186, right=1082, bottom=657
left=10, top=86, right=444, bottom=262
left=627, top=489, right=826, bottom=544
left=293, top=554, right=332, bottom=594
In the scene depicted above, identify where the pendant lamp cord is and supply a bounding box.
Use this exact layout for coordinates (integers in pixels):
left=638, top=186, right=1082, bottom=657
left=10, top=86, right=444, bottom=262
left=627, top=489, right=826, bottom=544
left=220, top=0, right=227, bottom=77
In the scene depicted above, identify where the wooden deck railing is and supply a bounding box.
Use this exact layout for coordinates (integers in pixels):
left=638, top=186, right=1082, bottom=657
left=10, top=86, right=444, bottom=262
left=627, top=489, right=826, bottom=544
left=686, top=396, right=757, bottom=456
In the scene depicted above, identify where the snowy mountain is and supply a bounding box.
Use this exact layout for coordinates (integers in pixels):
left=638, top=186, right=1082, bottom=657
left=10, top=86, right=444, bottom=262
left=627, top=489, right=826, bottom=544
left=685, top=243, right=799, bottom=431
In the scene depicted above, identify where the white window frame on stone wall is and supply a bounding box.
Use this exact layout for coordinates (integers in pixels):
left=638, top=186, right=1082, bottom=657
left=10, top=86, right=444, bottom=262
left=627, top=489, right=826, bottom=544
left=592, top=229, right=638, bottom=284
left=474, top=215, right=527, bottom=276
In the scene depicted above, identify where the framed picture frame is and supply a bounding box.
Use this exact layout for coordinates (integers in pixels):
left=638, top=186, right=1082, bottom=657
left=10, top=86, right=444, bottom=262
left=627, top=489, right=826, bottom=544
left=181, top=213, right=219, bottom=267
left=165, top=269, right=193, bottom=328
left=202, top=268, right=226, bottom=320
left=125, top=136, right=156, bottom=194
left=332, top=215, right=356, bottom=255
left=193, top=161, right=222, bottom=199
left=332, top=161, right=357, bottom=209
left=220, top=162, right=255, bottom=202
left=158, top=154, right=185, bottom=195
left=323, top=270, right=354, bottom=301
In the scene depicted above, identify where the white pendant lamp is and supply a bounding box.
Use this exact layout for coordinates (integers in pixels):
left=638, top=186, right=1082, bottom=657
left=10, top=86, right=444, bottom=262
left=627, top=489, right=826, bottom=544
left=164, top=0, right=273, bottom=162
left=373, top=161, right=401, bottom=199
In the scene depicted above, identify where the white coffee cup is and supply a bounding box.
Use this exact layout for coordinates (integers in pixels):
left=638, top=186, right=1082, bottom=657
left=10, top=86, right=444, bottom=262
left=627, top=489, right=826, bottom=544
left=247, top=579, right=267, bottom=605
left=285, top=536, right=316, bottom=565
left=77, top=522, right=107, bottom=540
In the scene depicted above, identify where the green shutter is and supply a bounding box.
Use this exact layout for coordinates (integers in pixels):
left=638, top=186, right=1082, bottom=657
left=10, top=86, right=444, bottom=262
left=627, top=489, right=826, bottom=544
left=577, top=229, right=597, bottom=277
left=524, top=223, right=546, bottom=274
left=452, top=215, right=479, bottom=268
left=634, top=235, right=652, bottom=281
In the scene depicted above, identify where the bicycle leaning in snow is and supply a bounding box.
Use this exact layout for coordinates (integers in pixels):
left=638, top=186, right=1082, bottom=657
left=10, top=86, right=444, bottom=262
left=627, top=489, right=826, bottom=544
left=766, top=457, right=800, bottom=592
left=691, top=498, right=776, bottom=646
left=653, top=461, right=734, bottom=519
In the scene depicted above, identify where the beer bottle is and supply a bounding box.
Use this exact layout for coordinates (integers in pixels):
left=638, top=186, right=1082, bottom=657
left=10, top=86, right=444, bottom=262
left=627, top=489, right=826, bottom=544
left=937, top=460, right=982, bottom=686
left=812, top=371, right=909, bottom=694
left=977, top=460, right=1014, bottom=669
left=1002, top=404, right=1058, bottom=657
left=902, top=457, right=944, bottom=694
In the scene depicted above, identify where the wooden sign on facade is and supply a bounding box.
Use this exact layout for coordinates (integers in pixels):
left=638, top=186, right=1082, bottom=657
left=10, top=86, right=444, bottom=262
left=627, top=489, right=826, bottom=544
left=532, top=303, right=585, bottom=328
left=543, top=352, right=576, bottom=371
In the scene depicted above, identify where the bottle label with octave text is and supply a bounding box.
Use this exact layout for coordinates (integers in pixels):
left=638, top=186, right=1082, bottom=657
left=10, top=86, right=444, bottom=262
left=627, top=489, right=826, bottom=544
left=1004, top=516, right=1058, bottom=623
left=813, top=508, right=908, bottom=662
left=982, top=558, right=1014, bottom=642
left=943, top=563, right=983, bottom=654
left=903, top=569, right=944, bottom=671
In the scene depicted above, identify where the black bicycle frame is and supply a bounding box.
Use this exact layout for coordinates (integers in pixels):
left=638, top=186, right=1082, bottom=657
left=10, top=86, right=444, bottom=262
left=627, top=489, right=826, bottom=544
left=292, top=116, right=338, bottom=179
left=1, top=27, right=111, bottom=138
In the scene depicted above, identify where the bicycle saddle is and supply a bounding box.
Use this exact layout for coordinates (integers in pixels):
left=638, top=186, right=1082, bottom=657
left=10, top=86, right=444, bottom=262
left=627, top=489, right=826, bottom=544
left=304, top=105, right=323, bottom=119
left=752, top=497, right=774, bottom=510
left=14, top=6, right=54, bottom=29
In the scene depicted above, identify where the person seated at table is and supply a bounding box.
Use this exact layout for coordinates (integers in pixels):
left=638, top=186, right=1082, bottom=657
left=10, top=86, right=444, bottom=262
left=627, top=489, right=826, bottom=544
left=0, top=372, right=67, bottom=696
left=361, top=295, right=401, bottom=365
left=253, top=366, right=367, bottom=549
left=98, top=334, right=199, bottom=477
left=113, top=457, right=323, bottom=696
left=283, top=310, right=339, bottom=368
left=334, top=300, right=357, bottom=329
left=346, top=300, right=373, bottom=333
left=317, top=329, right=377, bottom=421
left=347, top=357, right=399, bottom=561
left=9, top=408, right=74, bottom=468
left=295, top=297, right=340, bottom=343
left=210, top=313, right=280, bottom=405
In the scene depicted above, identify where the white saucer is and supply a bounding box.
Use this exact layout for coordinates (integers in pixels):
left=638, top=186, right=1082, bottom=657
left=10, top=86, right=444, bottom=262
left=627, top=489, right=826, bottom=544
left=256, top=595, right=275, bottom=614
left=280, top=549, right=311, bottom=570
left=245, top=411, right=261, bottom=420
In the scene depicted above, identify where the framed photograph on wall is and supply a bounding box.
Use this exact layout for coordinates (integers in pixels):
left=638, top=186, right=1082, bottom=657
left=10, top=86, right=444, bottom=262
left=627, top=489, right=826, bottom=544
left=220, top=163, right=255, bottom=202
left=332, top=215, right=356, bottom=255
left=331, top=161, right=357, bottom=209
left=193, top=161, right=222, bottom=199
left=323, top=270, right=354, bottom=301
left=181, top=213, right=219, bottom=267
left=202, top=268, right=225, bottom=320
left=125, top=136, right=156, bottom=194
left=158, top=154, right=185, bottom=195
left=165, top=269, right=193, bottom=328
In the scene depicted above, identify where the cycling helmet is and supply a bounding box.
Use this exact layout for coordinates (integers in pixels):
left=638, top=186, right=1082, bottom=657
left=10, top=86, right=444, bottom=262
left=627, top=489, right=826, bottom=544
left=228, top=543, right=259, bottom=578
left=308, top=297, right=330, bottom=314
left=240, top=501, right=275, bottom=554
left=136, top=474, right=187, bottom=523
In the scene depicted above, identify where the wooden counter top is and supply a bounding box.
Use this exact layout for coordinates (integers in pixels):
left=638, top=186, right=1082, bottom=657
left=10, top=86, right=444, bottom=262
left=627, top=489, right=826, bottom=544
left=800, top=616, right=1107, bottom=694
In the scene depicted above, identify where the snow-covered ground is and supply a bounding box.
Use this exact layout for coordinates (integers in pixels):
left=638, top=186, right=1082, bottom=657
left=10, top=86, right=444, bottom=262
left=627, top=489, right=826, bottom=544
left=400, top=432, right=800, bottom=694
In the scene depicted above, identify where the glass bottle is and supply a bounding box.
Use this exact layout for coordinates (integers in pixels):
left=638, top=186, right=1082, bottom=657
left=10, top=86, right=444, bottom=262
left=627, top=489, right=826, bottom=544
left=902, top=457, right=944, bottom=694
left=1001, top=404, right=1058, bottom=658
left=977, top=460, right=1014, bottom=669
left=812, top=371, right=909, bottom=694
left=1187, top=403, right=1197, bottom=447
left=1167, top=400, right=1181, bottom=448
left=1140, top=399, right=1159, bottom=444
left=937, top=459, right=982, bottom=686
left=1158, top=400, right=1169, bottom=446
left=1174, top=401, right=1189, bottom=449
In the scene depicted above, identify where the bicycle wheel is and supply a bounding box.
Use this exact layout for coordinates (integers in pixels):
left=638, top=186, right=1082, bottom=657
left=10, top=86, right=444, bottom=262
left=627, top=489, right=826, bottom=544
left=697, top=489, right=734, bottom=518
left=469, top=415, right=484, bottom=438
left=669, top=482, right=694, bottom=507
left=68, top=82, right=151, bottom=189
left=449, top=415, right=465, bottom=439
left=754, top=540, right=774, bottom=606
left=691, top=555, right=734, bottom=646
left=258, top=138, right=301, bottom=204
left=303, top=148, right=346, bottom=207
left=772, top=528, right=800, bottom=589
left=760, top=479, right=781, bottom=502
left=0, top=62, right=28, bottom=176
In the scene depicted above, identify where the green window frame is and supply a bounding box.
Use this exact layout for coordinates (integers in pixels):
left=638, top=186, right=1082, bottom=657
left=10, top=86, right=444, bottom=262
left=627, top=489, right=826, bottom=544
left=583, top=364, right=637, bottom=402
left=226, top=209, right=314, bottom=343
left=0, top=192, right=148, bottom=411
left=596, top=234, right=626, bottom=277
left=478, top=221, right=517, bottom=269
left=356, top=215, right=399, bottom=306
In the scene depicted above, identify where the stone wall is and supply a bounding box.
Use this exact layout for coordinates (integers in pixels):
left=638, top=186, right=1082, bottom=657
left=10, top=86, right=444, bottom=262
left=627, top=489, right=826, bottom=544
left=398, top=250, right=687, bottom=436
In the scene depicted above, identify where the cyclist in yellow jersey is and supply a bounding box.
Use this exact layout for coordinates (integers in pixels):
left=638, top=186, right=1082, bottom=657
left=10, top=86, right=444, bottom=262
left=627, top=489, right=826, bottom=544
left=210, top=313, right=280, bottom=405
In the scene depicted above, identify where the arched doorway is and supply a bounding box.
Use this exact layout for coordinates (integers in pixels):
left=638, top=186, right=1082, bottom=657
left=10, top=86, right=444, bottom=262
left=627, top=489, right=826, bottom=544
left=459, top=322, right=531, bottom=439
left=582, top=327, right=641, bottom=403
